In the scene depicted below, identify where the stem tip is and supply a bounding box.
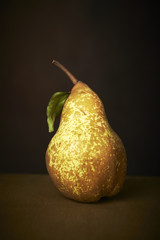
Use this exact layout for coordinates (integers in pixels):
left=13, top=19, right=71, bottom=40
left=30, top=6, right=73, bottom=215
left=52, top=60, right=78, bottom=85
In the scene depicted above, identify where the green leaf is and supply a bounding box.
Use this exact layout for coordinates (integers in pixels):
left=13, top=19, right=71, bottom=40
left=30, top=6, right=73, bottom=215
left=47, top=92, right=70, bottom=132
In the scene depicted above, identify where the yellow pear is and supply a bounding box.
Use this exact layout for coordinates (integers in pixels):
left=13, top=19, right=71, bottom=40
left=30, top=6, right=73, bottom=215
left=46, top=60, right=127, bottom=202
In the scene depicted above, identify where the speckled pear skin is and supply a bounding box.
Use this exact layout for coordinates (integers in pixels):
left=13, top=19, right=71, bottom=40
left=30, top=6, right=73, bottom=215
left=46, top=81, right=127, bottom=202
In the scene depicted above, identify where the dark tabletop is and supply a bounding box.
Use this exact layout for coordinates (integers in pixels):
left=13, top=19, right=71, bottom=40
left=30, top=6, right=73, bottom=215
left=0, top=174, right=160, bottom=240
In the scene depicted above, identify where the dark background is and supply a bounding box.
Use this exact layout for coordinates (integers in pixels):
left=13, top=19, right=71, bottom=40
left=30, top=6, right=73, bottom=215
left=1, top=0, right=159, bottom=175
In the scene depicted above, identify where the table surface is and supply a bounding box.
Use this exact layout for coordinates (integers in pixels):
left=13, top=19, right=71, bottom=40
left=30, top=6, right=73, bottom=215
left=0, top=174, right=160, bottom=240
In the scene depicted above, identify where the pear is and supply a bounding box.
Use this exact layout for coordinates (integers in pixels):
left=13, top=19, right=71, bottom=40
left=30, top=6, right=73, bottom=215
left=46, top=60, right=127, bottom=202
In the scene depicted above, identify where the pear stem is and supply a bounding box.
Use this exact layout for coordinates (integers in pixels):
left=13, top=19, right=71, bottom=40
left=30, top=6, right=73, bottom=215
left=52, top=60, right=78, bottom=85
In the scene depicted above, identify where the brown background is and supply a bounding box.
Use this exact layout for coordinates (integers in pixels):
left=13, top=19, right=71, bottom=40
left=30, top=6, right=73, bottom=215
left=1, top=0, right=159, bottom=175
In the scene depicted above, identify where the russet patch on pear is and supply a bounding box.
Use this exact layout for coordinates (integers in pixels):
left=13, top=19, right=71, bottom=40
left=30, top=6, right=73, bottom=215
left=46, top=60, right=127, bottom=202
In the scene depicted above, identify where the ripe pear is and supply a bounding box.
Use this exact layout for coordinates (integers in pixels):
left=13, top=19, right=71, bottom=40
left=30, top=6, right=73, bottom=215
left=46, top=60, right=127, bottom=202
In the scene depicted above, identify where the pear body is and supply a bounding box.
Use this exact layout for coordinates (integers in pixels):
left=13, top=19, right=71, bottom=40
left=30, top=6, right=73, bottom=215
left=46, top=81, right=127, bottom=202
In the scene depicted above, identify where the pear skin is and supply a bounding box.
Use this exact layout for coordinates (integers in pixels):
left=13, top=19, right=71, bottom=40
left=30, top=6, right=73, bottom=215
left=46, top=68, right=127, bottom=202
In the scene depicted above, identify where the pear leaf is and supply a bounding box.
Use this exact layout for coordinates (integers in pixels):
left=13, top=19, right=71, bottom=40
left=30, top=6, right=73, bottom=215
left=47, top=92, right=70, bottom=133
